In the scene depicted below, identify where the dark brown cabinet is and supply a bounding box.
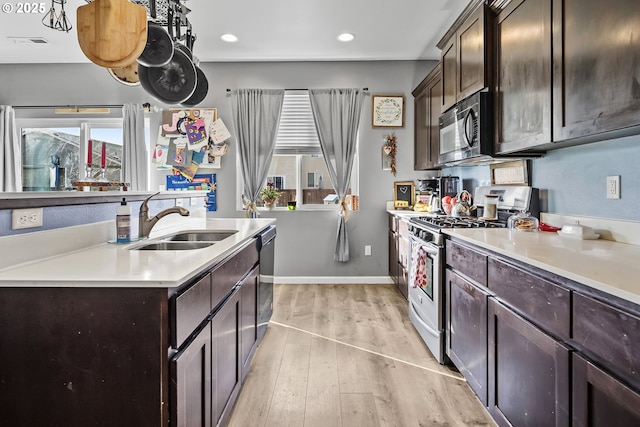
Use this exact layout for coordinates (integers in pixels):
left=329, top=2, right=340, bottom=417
left=171, top=322, right=213, bottom=427
left=493, top=0, right=552, bottom=154
left=439, top=1, right=490, bottom=112
left=413, top=63, right=442, bottom=170
left=240, top=267, right=259, bottom=382
left=388, top=214, right=399, bottom=286
left=445, top=268, right=490, bottom=405
left=445, top=235, right=640, bottom=427
left=213, top=287, right=241, bottom=427
left=573, top=353, right=640, bottom=427
left=551, top=0, right=640, bottom=143
left=487, top=298, right=570, bottom=427
left=388, top=214, right=408, bottom=299
left=0, top=236, right=265, bottom=427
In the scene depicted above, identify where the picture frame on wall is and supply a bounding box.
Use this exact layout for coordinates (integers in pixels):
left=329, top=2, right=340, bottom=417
left=372, top=94, right=405, bottom=128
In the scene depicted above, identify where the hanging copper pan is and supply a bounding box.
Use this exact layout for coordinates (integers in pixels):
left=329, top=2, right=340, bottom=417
left=107, top=61, right=140, bottom=86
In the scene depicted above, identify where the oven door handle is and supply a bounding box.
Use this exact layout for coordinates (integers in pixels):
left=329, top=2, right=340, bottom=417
left=410, top=238, right=441, bottom=257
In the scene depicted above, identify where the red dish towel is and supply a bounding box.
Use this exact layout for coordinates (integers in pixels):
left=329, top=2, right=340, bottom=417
left=410, top=241, right=428, bottom=288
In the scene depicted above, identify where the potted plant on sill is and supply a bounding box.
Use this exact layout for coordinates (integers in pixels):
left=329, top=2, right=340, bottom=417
left=260, top=182, right=281, bottom=210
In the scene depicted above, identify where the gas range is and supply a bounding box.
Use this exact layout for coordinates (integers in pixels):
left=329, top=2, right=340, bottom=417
left=411, top=215, right=506, bottom=230
left=408, top=215, right=504, bottom=246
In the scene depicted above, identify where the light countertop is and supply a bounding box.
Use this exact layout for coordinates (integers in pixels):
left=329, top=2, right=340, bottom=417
left=443, top=228, right=640, bottom=306
left=0, top=217, right=275, bottom=288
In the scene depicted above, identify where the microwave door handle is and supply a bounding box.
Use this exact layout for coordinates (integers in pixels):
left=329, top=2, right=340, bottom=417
left=463, top=110, right=472, bottom=147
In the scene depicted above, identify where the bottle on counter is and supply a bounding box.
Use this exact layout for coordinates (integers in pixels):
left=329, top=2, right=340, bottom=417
left=116, top=198, right=131, bottom=242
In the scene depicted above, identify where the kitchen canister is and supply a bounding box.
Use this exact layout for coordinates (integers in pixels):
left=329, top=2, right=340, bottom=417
left=483, top=194, right=499, bottom=220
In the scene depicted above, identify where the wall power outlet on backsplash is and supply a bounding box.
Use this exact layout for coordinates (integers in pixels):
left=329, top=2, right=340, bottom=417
left=12, top=208, right=43, bottom=230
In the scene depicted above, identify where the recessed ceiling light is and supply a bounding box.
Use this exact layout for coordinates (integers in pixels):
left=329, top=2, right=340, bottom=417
left=221, top=33, right=239, bottom=43
left=337, top=33, right=355, bottom=42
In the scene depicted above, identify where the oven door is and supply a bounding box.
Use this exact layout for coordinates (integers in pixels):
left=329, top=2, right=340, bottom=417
left=408, top=236, right=445, bottom=363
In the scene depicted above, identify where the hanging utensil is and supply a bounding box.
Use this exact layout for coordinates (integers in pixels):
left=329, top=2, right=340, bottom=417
left=181, top=61, right=208, bottom=106
left=180, top=31, right=208, bottom=106
left=76, top=0, right=147, bottom=68
left=137, top=0, right=174, bottom=67
left=138, top=44, right=197, bottom=104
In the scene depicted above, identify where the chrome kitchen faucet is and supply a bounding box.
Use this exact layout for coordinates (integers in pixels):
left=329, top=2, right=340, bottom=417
left=139, top=192, right=190, bottom=239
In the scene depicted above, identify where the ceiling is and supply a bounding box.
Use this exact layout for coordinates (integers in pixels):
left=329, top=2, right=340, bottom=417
left=0, top=0, right=469, bottom=64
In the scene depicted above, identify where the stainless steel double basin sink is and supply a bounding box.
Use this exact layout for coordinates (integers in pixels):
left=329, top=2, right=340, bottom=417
left=129, top=230, right=237, bottom=251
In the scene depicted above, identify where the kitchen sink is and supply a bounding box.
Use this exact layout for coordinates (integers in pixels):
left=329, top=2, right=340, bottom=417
left=130, top=241, right=215, bottom=251
left=161, top=230, right=238, bottom=242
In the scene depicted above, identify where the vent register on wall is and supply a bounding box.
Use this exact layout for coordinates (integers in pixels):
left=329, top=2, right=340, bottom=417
left=76, top=0, right=208, bottom=106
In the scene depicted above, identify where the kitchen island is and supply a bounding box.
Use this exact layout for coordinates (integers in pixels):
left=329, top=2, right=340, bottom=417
left=443, top=228, right=640, bottom=426
left=0, top=217, right=275, bottom=427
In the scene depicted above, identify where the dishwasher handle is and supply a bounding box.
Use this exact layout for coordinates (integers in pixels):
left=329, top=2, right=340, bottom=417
left=257, top=225, right=276, bottom=250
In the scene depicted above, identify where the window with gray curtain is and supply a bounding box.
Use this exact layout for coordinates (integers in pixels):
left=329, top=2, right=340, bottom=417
left=309, top=88, right=365, bottom=262
left=229, top=89, right=285, bottom=217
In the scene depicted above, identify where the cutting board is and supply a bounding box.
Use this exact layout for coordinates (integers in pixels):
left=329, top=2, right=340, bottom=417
left=77, top=0, right=148, bottom=68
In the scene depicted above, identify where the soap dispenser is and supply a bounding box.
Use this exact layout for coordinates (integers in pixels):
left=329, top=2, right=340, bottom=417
left=116, top=198, right=131, bottom=242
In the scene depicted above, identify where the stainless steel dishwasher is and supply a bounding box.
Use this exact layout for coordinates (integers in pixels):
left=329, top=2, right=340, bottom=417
left=257, top=225, right=276, bottom=342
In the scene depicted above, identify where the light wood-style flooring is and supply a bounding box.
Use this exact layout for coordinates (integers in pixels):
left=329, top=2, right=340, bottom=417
left=228, top=284, right=496, bottom=427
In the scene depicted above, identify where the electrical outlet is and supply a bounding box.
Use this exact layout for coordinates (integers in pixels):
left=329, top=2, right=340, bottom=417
left=190, top=197, right=198, bottom=206
left=365, top=245, right=372, bottom=256
left=606, top=175, right=621, bottom=199
left=12, top=208, right=43, bottom=229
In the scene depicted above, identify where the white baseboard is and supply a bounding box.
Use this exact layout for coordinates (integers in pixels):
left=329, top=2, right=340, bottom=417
left=274, top=276, right=395, bottom=285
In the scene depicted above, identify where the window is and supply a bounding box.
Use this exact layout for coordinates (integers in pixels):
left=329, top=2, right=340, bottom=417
left=16, top=110, right=151, bottom=191
left=245, top=90, right=358, bottom=209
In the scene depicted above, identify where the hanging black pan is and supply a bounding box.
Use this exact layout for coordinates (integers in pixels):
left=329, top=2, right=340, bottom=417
left=138, top=2, right=196, bottom=104
left=137, top=0, right=173, bottom=67
left=180, top=30, right=209, bottom=106
left=181, top=65, right=208, bottom=106
left=138, top=44, right=196, bottom=104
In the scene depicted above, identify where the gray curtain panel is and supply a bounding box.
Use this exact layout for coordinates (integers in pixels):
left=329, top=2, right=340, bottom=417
left=309, top=88, right=365, bottom=262
left=0, top=106, right=21, bottom=192
left=122, top=104, right=148, bottom=191
left=229, top=89, right=285, bottom=217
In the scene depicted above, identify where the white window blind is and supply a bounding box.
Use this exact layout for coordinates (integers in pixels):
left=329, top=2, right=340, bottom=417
left=275, top=90, right=321, bottom=154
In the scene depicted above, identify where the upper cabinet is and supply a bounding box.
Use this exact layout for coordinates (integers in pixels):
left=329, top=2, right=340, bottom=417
left=551, top=0, right=640, bottom=142
left=490, top=0, right=640, bottom=154
left=438, top=1, right=492, bottom=112
left=413, top=63, right=442, bottom=170
left=493, top=0, right=552, bottom=154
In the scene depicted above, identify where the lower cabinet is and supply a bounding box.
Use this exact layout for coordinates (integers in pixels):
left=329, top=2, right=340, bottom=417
left=171, top=266, right=259, bottom=427
left=445, top=269, right=489, bottom=405
left=240, top=267, right=259, bottom=382
left=572, top=353, right=640, bottom=427
left=487, top=298, right=570, bottom=427
left=213, top=287, right=242, bottom=427
left=171, top=322, right=213, bottom=427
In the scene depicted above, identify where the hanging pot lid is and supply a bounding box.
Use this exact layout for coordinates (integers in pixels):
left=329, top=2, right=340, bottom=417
left=107, top=61, right=140, bottom=86
left=181, top=65, right=208, bottom=106
left=137, top=22, right=174, bottom=67
left=138, top=46, right=197, bottom=104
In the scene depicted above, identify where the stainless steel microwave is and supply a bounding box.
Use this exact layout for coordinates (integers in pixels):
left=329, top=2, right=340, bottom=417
left=438, top=90, right=493, bottom=165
